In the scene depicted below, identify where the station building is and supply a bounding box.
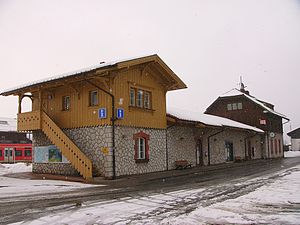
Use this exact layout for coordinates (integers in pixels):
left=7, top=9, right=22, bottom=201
left=0, top=55, right=281, bottom=180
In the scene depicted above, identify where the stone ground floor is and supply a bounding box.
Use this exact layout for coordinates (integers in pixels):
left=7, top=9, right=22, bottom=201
left=30, top=123, right=282, bottom=179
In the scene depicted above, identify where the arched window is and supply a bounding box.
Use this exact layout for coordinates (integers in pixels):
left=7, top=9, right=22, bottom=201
left=133, top=131, right=150, bottom=163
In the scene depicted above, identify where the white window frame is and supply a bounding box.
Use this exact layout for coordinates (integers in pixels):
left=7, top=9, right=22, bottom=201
left=137, top=90, right=143, bottom=108
left=144, top=91, right=151, bottom=109
left=89, top=90, right=98, bottom=106
left=227, top=104, right=232, bottom=111
left=130, top=88, right=135, bottom=106
left=138, top=137, right=146, bottom=159
left=237, top=102, right=243, bottom=110
left=232, top=103, right=237, bottom=110
left=63, top=96, right=71, bottom=111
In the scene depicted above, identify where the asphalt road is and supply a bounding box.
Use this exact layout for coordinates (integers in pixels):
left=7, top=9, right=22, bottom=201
left=0, top=157, right=299, bottom=224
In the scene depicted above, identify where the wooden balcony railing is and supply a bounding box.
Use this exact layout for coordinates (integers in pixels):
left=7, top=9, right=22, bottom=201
left=17, top=111, right=41, bottom=131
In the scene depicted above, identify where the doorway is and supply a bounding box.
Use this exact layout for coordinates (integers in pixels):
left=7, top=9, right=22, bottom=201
left=196, top=139, right=204, bottom=166
left=225, top=142, right=234, bottom=162
left=4, top=147, right=14, bottom=163
left=247, top=140, right=252, bottom=160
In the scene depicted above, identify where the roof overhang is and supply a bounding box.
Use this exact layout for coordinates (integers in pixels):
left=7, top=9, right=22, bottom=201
left=1, top=54, right=187, bottom=96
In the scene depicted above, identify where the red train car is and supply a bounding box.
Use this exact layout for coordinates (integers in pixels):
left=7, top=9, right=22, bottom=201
left=0, top=143, right=32, bottom=163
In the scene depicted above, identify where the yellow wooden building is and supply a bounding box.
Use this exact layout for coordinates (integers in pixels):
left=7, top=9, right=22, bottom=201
left=1, top=54, right=187, bottom=179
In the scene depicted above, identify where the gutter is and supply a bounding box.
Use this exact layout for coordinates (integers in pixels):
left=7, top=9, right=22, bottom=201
left=85, top=79, right=116, bottom=180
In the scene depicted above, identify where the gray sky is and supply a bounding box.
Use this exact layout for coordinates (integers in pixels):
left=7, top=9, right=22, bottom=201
left=0, top=0, right=299, bottom=138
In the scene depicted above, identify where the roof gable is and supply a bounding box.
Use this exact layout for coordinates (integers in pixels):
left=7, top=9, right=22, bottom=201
left=207, top=88, right=288, bottom=120
left=287, top=127, right=300, bottom=138
left=0, top=54, right=187, bottom=96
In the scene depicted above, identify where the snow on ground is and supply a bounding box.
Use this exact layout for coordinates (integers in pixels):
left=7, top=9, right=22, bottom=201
left=163, top=166, right=300, bottom=225
left=14, top=166, right=300, bottom=225
left=285, top=150, right=300, bottom=158
left=0, top=163, right=97, bottom=198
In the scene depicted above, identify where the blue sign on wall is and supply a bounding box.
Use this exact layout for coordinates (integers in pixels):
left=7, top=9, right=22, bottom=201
left=117, top=108, right=124, bottom=119
left=99, top=108, right=107, bottom=119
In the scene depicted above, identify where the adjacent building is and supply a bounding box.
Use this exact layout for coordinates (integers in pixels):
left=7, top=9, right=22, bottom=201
left=167, top=108, right=264, bottom=169
left=287, top=127, right=300, bottom=151
left=205, top=85, right=289, bottom=159
left=0, top=117, right=32, bottom=163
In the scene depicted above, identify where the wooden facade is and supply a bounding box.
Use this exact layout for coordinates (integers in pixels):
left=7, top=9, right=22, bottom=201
left=1, top=54, right=187, bottom=179
left=205, top=91, right=285, bottom=134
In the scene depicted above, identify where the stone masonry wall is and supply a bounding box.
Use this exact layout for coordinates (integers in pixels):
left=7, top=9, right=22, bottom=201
left=115, top=126, right=166, bottom=176
left=167, top=125, right=263, bottom=168
left=167, top=125, right=196, bottom=170
left=32, top=126, right=166, bottom=178
left=32, top=130, right=78, bottom=176
left=32, top=126, right=113, bottom=177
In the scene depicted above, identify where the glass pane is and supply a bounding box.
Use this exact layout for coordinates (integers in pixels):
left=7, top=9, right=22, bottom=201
left=144, top=92, right=150, bottom=109
left=137, top=90, right=143, bottom=107
left=25, top=150, right=32, bottom=157
left=238, top=102, right=243, bottom=109
left=232, top=103, right=237, bottom=110
left=138, top=138, right=145, bottom=159
left=130, top=89, right=135, bottom=106
left=227, top=104, right=232, bottom=110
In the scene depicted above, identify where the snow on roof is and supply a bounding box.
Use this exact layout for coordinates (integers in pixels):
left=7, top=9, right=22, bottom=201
left=167, top=107, right=264, bottom=133
left=0, top=117, right=17, bottom=132
left=1, top=54, right=157, bottom=95
left=220, top=88, right=288, bottom=120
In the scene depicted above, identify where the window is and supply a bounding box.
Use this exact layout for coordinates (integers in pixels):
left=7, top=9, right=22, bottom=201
left=278, top=140, right=281, bottom=154
left=227, top=104, right=232, bottom=111
left=89, top=90, right=99, bottom=106
left=144, top=91, right=151, bottom=109
left=24, top=149, right=32, bottom=157
left=227, top=102, right=242, bottom=111
left=62, top=96, right=70, bottom=111
left=0, top=121, right=8, bottom=125
left=15, top=150, right=22, bottom=157
left=130, top=87, right=152, bottom=110
left=275, top=139, right=278, bottom=154
left=130, top=88, right=135, bottom=106
left=138, top=138, right=146, bottom=159
left=232, top=103, right=237, bottom=110
left=133, top=131, right=150, bottom=162
left=237, top=102, right=243, bottom=110
left=0, top=150, right=2, bottom=157
left=137, top=90, right=143, bottom=107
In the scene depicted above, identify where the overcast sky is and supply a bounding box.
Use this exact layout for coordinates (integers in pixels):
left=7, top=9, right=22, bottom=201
left=0, top=0, right=299, bottom=137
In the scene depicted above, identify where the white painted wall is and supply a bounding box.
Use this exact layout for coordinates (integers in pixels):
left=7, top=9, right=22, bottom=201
left=291, top=138, right=300, bottom=151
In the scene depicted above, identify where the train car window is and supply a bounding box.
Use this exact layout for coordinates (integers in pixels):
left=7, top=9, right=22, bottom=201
left=15, top=150, right=22, bottom=157
left=24, top=150, right=32, bottom=157
left=0, top=150, right=2, bottom=157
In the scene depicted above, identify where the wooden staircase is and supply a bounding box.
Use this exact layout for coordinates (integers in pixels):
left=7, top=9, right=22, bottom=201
left=41, top=112, right=93, bottom=179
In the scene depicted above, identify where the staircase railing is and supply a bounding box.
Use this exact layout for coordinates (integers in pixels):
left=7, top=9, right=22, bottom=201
left=41, top=111, right=92, bottom=179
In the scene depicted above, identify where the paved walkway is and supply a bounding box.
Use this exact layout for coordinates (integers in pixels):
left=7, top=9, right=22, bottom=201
left=4, top=158, right=278, bottom=185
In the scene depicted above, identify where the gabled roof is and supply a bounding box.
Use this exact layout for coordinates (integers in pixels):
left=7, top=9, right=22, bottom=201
left=167, top=107, right=264, bottom=133
left=209, top=88, right=288, bottom=120
left=0, top=54, right=187, bottom=96
left=0, top=117, right=17, bottom=132
left=287, top=127, right=300, bottom=138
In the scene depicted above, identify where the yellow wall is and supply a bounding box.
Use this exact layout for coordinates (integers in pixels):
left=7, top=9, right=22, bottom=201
left=32, top=67, right=167, bottom=129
